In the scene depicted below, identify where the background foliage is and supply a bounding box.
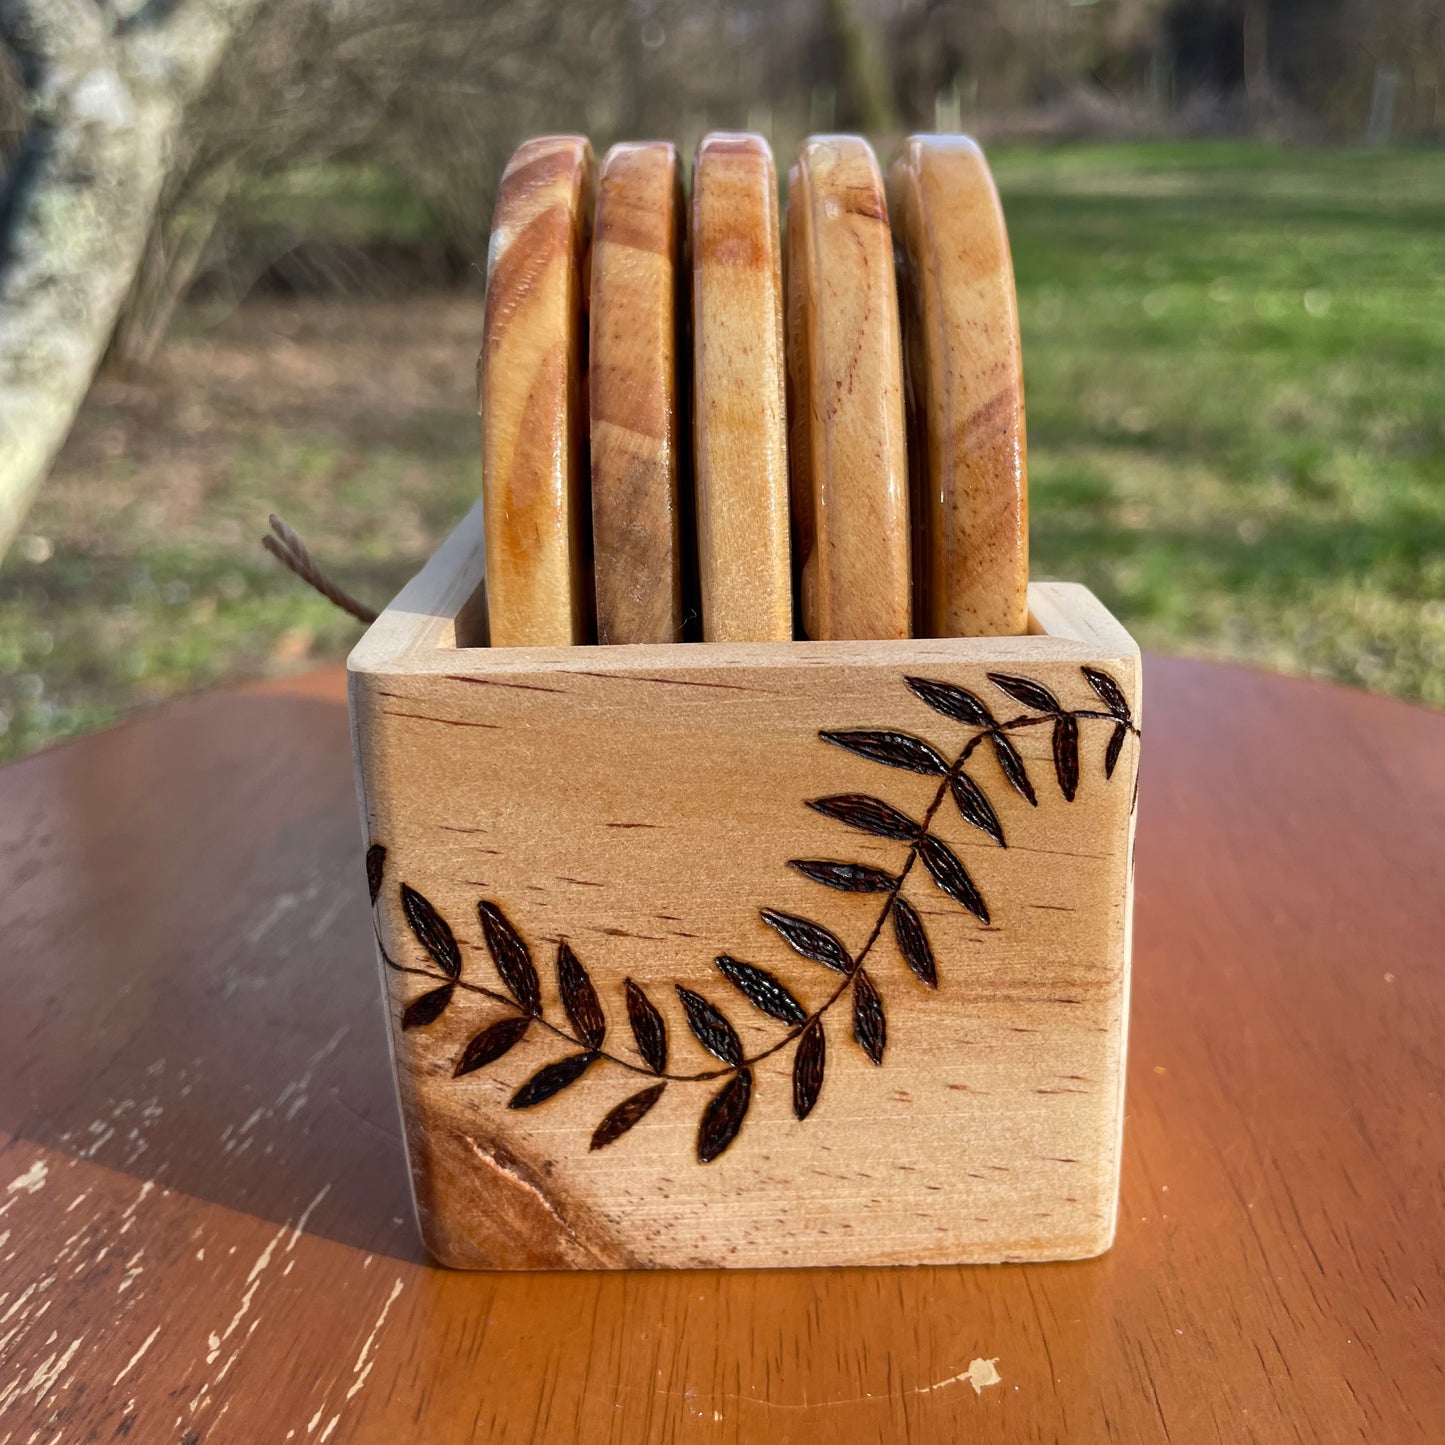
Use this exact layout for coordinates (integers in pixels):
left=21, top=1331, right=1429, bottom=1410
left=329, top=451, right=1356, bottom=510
left=0, top=0, right=1441, bottom=759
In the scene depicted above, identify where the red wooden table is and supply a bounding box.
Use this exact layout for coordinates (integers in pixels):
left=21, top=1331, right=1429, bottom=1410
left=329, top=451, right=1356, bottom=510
left=0, top=657, right=1440, bottom=1442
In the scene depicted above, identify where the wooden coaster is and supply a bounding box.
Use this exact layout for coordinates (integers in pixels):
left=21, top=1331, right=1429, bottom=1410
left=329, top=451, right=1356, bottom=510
left=785, top=135, right=911, bottom=641
left=887, top=135, right=1028, bottom=637
left=479, top=136, right=595, bottom=646
left=589, top=141, right=686, bottom=644
left=690, top=133, right=792, bottom=642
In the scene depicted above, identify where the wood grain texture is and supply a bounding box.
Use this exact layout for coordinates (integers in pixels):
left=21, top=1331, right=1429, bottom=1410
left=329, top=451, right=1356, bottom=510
left=589, top=141, right=686, bottom=643
left=1, top=657, right=1443, bottom=1440
left=691, top=132, right=792, bottom=641
left=888, top=135, right=1028, bottom=638
left=350, top=505, right=1139, bottom=1270
left=785, top=135, right=911, bottom=641
left=479, top=135, right=595, bottom=646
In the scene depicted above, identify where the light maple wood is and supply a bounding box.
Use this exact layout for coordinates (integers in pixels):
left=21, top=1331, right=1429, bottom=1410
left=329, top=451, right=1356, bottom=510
left=888, top=135, right=1029, bottom=638
left=349, top=502, right=1139, bottom=1270
left=589, top=141, right=686, bottom=643
left=785, top=135, right=911, bottom=641
left=4, top=655, right=1443, bottom=1440
left=478, top=135, right=595, bottom=646
left=690, top=132, right=792, bottom=641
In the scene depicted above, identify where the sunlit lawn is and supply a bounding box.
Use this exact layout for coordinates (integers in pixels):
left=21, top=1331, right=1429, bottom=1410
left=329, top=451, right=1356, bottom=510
left=1, top=143, right=1442, bottom=761
left=996, top=143, right=1445, bottom=703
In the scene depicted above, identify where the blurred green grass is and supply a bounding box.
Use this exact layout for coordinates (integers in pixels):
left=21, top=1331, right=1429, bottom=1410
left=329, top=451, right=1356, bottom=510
left=995, top=143, right=1445, bottom=703
left=1, top=142, right=1442, bottom=762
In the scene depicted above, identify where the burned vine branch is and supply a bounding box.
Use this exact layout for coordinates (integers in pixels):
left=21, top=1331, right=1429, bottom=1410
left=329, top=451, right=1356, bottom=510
left=371, top=666, right=1138, bottom=1163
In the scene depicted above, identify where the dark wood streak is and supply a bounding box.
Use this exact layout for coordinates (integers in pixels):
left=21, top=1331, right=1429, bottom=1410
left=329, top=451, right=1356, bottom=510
left=557, top=670, right=776, bottom=693
left=444, top=675, right=568, bottom=695
left=382, top=710, right=502, bottom=730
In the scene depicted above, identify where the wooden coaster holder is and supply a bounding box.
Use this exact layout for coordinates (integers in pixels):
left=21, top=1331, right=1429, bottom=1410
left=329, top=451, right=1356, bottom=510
left=349, top=501, right=1140, bottom=1270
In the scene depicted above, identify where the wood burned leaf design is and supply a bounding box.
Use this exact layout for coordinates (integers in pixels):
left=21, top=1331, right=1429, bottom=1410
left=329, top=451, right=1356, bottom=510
left=401, top=982, right=454, bottom=1030
left=556, top=941, right=605, bottom=1049
left=478, top=900, right=541, bottom=1016
left=991, top=731, right=1038, bottom=807
left=401, top=884, right=461, bottom=979
left=806, top=794, right=919, bottom=841
left=852, top=969, right=886, bottom=1065
left=591, top=1083, right=666, bottom=1151
left=918, top=834, right=990, bottom=924
left=454, top=1016, right=529, bottom=1076
left=950, top=773, right=1004, bottom=846
left=905, top=675, right=994, bottom=727
left=716, top=956, right=808, bottom=1026
left=509, top=1052, right=597, bottom=1109
left=1105, top=722, right=1128, bottom=779
left=676, top=987, right=744, bottom=1067
left=376, top=665, right=1136, bottom=1162
left=792, top=1021, right=826, bottom=1120
left=624, top=978, right=668, bottom=1074
left=988, top=672, right=1060, bottom=714
left=1083, top=666, right=1131, bottom=721
left=698, top=1069, right=752, bottom=1163
left=366, top=844, right=386, bottom=905
left=891, top=896, right=937, bottom=988
left=760, top=910, right=853, bottom=974
left=788, top=859, right=896, bottom=893
left=820, top=730, right=948, bottom=775
left=1053, top=714, right=1080, bottom=802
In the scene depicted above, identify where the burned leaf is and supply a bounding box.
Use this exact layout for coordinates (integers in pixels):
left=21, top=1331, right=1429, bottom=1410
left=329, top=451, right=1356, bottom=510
left=366, top=844, right=386, bottom=905
left=697, top=1069, right=752, bottom=1163
left=478, top=900, right=541, bottom=1016
left=760, top=910, right=853, bottom=974
left=454, top=1015, right=530, bottom=1076
left=918, top=833, right=990, bottom=924
left=1105, top=720, right=1128, bottom=780
left=401, top=983, right=454, bottom=1030
left=556, top=941, right=606, bottom=1049
left=676, top=987, right=744, bottom=1067
left=1053, top=714, right=1080, bottom=802
left=788, top=859, right=896, bottom=893
left=988, top=672, right=1060, bottom=714
left=904, top=676, right=994, bottom=728
left=891, top=895, right=937, bottom=988
left=590, top=1083, right=666, bottom=1150
left=806, top=794, right=919, bottom=842
left=508, top=1052, right=597, bottom=1109
left=401, top=884, right=461, bottom=979
left=950, top=772, right=1004, bottom=846
left=819, top=730, right=948, bottom=776
left=990, top=731, right=1038, bottom=807
left=1082, top=666, right=1130, bottom=721
left=624, top=978, right=668, bottom=1075
left=792, top=1020, right=826, bottom=1121
left=716, top=955, right=808, bottom=1026
left=852, top=968, right=886, bottom=1065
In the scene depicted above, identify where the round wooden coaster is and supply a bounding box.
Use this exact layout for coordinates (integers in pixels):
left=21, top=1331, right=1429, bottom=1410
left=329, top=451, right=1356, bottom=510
left=785, top=135, right=912, bottom=641
left=479, top=135, right=595, bottom=647
left=690, top=132, right=792, bottom=642
left=589, top=141, right=686, bottom=644
left=887, top=135, right=1028, bottom=637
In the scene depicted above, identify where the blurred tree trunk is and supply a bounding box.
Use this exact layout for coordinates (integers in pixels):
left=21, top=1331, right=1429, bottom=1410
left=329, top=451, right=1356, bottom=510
left=826, top=0, right=899, bottom=134
left=110, top=158, right=239, bottom=370
left=0, top=0, right=263, bottom=559
left=1242, top=0, right=1270, bottom=104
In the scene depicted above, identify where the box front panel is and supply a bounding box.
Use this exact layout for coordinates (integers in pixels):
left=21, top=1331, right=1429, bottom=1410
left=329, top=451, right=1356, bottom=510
left=354, top=643, right=1138, bottom=1268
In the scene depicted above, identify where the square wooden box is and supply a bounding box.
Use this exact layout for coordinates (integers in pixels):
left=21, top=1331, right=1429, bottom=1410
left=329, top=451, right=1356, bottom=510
left=349, top=503, right=1141, bottom=1270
